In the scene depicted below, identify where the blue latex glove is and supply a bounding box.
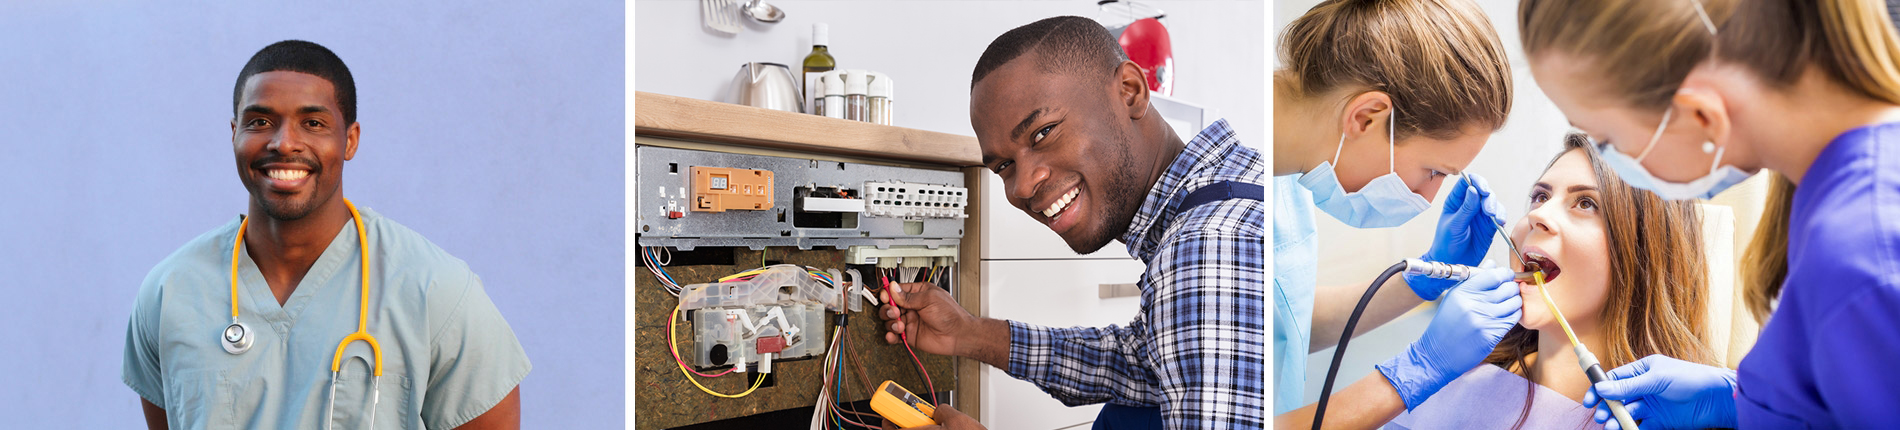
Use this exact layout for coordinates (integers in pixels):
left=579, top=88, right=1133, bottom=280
left=1377, top=267, right=1521, bottom=410
left=1583, top=354, right=1739, bottom=430
left=1405, top=174, right=1509, bottom=300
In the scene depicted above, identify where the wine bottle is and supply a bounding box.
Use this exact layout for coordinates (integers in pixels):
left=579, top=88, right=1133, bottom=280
left=802, top=23, right=836, bottom=115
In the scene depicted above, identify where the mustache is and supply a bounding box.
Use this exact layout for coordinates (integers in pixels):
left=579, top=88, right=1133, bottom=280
left=250, top=155, right=321, bottom=172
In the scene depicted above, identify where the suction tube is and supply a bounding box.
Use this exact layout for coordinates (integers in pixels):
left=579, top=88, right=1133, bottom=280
left=1311, top=260, right=1409, bottom=430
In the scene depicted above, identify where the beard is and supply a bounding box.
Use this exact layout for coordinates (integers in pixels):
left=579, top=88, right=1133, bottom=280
left=1068, top=127, right=1150, bottom=254
left=251, top=186, right=329, bottom=221
left=241, top=154, right=330, bottom=221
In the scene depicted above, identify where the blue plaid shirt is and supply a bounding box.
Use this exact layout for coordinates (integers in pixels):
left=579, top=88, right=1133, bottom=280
left=1005, top=119, right=1266, bottom=429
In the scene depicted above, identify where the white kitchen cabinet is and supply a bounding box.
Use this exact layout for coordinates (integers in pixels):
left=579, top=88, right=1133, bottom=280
left=980, top=259, right=1146, bottom=430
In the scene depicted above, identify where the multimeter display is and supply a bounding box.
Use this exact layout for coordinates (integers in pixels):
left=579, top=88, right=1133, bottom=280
left=871, top=380, right=936, bottom=428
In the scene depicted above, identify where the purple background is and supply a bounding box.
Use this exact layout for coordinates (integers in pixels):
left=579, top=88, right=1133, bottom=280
left=0, top=1, right=626, bottom=427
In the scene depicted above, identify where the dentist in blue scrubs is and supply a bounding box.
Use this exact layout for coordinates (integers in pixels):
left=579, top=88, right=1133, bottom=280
left=1521, top=0, right=1900, bottom=427
left=1274, top=1, right=1525, bottom=425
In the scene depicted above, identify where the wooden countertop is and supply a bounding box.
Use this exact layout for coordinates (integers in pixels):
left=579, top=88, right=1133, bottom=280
left=634, top=91, right=982, bottom=167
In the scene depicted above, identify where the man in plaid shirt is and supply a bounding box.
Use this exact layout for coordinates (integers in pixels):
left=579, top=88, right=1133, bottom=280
left=877, top=16, right=1265, bottom=430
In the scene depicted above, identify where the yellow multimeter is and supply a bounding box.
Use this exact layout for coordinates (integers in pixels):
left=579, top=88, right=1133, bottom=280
left=871, top=380, right=937, bottom=428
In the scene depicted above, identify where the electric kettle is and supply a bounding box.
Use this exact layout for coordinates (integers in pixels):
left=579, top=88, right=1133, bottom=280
left=728, top=62, right=804, bottom=113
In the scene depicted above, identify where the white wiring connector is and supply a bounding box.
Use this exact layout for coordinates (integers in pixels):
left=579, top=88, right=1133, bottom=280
left=862, top=181, right=969, bottom=218
left=843, top=268, right=867, bottom=312
left=759, top=353, right=774, bottom=374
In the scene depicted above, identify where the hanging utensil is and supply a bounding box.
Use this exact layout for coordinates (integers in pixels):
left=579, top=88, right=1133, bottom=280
left=743, top=0, right=785, bottom=23
left=702, top=0, right=741, bottom=34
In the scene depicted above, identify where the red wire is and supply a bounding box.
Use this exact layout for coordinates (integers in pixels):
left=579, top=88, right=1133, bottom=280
left=884, top=268, right=939, bottom=405
left=899, top=333, right=938, bottom=406
left=670, top=306, right=734, bottom=378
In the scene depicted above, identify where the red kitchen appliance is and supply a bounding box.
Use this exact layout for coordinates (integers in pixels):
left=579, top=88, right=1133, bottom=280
left=1098, top=0, right=1173, bottom=96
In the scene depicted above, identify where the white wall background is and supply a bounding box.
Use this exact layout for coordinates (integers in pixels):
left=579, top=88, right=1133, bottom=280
left=634, top=0, right=1265, bottom=150
left=635, top=1, right=1265, bottom=428
left=1272, top=0, right=1575, bottom=404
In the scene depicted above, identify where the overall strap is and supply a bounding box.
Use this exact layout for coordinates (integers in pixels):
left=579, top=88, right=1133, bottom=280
left=1177, top=181, right=1264, bottom=212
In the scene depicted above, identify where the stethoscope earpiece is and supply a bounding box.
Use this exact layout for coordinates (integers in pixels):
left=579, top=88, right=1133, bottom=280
left=223, top=321, right=254, bottom=355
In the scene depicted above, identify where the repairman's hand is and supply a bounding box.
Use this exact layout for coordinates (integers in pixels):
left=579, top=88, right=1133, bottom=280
left=1406, top=173, right=1509, bottom=300
left=1584, top=354, right=1738, bottom=430
left=1377, top=267, right=1521, bottom=410
left=881, top=282, right=975, bottom=358
left=879, top=404, right=983, bottom=430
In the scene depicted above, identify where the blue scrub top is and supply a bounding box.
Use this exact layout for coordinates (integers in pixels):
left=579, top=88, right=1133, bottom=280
left=1737, top=122, right=1900, bottom=427
left=123, top=207, right=531, bottom=429
left=1273, top=175, right=1318, bottom=414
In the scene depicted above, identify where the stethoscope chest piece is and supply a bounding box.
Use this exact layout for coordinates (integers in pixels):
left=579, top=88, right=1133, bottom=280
left=223, top=321, right=254, bottom=355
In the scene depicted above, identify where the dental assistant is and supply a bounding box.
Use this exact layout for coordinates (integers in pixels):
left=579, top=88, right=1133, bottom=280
left=1273, top=0, right=1523, bottom=426
left=122, top=40, right=530, bottom=429
left=1520, top=0, right=1900, bottom=427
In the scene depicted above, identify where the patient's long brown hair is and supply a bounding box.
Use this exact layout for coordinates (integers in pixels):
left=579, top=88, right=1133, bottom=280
left=1482, top=133, right=1717, bottom=429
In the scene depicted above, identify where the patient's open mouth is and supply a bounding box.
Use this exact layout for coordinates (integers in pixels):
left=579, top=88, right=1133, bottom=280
left=1522, top=251, right=1562, bottom=283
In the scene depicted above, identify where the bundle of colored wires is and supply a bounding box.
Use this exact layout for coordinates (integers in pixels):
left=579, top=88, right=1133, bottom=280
left=641, top=246, right=682, bottom=295
left=719, top=265, right=835, bottom=286
left=670, top=302, right=763, bottom=398
left=821, top=315, right=882, bottom=429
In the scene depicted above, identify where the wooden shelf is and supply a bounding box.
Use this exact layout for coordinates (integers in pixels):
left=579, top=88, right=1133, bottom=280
left=634, top=91, right=982, bottom=167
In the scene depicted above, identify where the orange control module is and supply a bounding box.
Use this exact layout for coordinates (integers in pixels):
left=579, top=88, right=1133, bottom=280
left=691, top=166, right=774, bottom=212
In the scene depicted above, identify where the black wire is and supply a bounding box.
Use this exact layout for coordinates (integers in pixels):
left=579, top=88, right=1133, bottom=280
left=1313, top=261, right=1408, bottom=430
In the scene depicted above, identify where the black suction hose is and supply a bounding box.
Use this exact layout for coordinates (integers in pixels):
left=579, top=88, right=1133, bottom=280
left=1311, top=261, right=1408, bottom=430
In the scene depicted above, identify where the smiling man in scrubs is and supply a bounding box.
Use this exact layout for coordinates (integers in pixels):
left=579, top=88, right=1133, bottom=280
left=122, top=40, right=530, bottom=429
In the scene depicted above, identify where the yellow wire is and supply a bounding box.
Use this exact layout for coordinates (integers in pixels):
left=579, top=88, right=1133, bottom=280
left=716, top=266, right=832, bottom=285
left=1532, top=272, right=1585, bottom=347
left=671, top=302, right=765, bottom=398
left=719, top=268, right=770, bottom=282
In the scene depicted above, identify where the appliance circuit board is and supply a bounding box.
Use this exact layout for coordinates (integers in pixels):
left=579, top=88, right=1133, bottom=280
left=637, top=145, right=967, bottom=250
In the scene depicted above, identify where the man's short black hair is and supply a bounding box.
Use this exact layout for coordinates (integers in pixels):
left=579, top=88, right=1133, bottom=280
left=971, top=16, right=1129, bottom=89
left=233, top=40, right=356, bottom=125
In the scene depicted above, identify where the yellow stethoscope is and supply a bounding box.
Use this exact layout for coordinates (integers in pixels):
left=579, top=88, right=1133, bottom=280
left=220, top=198, right=384, bottom=430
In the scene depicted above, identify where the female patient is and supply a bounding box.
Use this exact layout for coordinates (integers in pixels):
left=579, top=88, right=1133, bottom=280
left=1387, top=133, right=1721, bottom=429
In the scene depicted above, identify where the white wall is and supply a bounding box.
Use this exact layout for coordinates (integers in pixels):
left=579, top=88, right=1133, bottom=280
left=635, top=2, right=1265, bottom=427
left=634, top=0, right=1265, bottom=149
left=1273, top=0, right=1576, bottom=402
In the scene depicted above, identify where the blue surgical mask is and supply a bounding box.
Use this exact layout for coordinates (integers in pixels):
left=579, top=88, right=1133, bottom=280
left=1297, top=112, right=1430, bottom=228
left=1595, top=106, right=1752, bottom=200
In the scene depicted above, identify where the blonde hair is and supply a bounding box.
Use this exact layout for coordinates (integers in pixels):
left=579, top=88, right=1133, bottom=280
left=1519, top=0, right=1900, bottom=325
left=1279, top=0, right=1513, bottom=141
left=1518, top=0, right=1733, bottom=111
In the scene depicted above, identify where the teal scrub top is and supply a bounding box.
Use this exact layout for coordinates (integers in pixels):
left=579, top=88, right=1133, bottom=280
left=123, top=207, right=531, bottom=429
left=1273, top=175, right=1318, bottom=414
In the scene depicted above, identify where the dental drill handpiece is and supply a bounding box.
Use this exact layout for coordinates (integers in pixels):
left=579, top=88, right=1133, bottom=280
left=1491, top=217, right=1641, bottom=430
left=1399, top=259, right=1543, bottom=283
left=1401, top=218, right=1544, bottom=282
